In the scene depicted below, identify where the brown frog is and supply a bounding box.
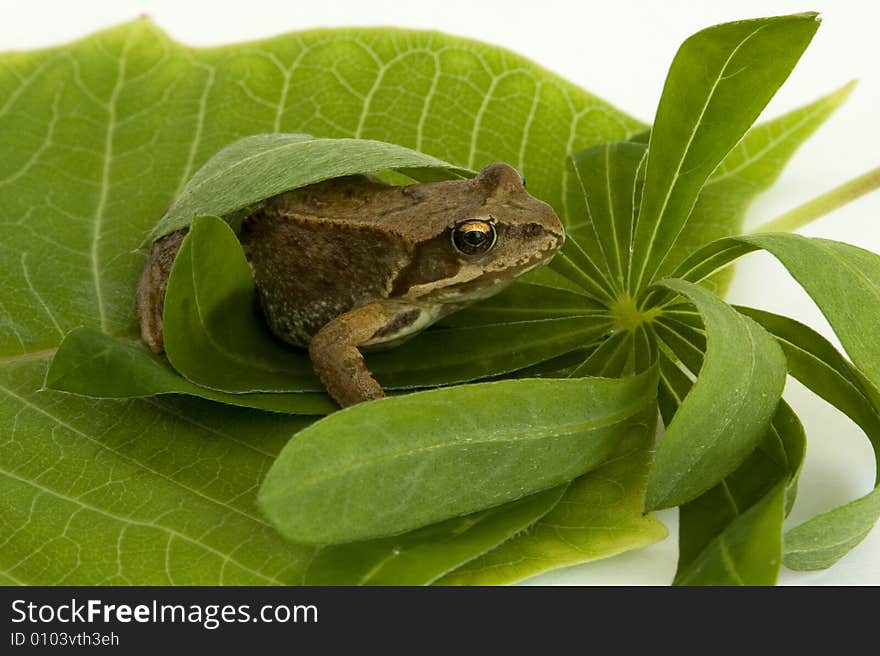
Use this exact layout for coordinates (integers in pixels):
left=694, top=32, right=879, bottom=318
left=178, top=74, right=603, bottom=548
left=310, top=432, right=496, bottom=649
left=137, top=163, right=564, bottom=407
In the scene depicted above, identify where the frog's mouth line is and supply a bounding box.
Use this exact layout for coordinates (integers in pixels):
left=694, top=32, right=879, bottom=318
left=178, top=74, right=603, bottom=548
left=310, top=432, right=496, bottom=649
left=425, top=236, right=563, bottom=304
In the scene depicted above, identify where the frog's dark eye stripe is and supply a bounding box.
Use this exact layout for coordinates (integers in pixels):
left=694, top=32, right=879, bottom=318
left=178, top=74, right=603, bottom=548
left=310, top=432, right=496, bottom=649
left=451, top=219, right=497, bottom=256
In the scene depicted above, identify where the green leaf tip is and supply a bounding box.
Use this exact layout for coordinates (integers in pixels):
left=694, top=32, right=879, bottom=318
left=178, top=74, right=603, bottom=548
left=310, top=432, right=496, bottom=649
left=629, top=11, right=820, bottom=293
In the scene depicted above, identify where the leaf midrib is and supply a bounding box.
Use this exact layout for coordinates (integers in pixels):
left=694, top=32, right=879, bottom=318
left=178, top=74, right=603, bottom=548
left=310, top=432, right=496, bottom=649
left=262, top=396, right=650, bottom=499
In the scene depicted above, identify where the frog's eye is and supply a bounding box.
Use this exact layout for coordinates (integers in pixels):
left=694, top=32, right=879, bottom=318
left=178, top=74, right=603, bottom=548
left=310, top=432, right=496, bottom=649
left=452, top=219, right=497, bottom=256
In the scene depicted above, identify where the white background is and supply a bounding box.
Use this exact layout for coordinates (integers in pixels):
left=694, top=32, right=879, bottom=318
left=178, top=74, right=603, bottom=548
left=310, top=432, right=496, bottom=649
left=2, top=0, right=878, bottom=585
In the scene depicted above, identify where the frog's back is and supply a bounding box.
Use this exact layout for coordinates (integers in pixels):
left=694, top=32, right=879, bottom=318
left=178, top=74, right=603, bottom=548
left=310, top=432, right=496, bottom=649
left=240, top=178, right=412, bottom=345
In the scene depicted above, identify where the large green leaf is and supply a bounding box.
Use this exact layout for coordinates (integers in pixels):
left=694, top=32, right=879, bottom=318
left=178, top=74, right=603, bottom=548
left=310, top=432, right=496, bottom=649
left=0, top=358, right=318, bottom=584
left=259, top=371, right=658, bottom=544
left=629, top=13, right=819, bottom=293
left=645, top=279, right=787, bottom=510
left=0, top=21, right=644, bottom=584
left=436, top=409, right=667, bottom=585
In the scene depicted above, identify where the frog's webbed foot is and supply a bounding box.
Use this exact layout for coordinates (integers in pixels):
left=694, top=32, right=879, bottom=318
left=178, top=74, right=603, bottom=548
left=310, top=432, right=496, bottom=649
left=308, top=302, right=394, bottom=408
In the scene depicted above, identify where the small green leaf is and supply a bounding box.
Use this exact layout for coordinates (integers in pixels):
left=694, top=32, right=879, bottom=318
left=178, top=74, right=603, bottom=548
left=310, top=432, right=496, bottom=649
left=570, top=141, right=647, bottom=292
left=148, top=133, right=471, bottom=241
left=646, top=279, right=787, bottom=510
left=440, top=282, right=605, bottom=327
left=630, top=13, right=819, bottom=292
left=44, top=327, right=334, bottom=415
left=369, top=317, right=613, bottom=389
left=436, top=412, right=667, bottom=585
left=163, top=215, right=321, bottom=392
left=660, top=346, right=805, bottom=585
left=305, top=486, right=565, bottom=585
left=259, top=371, right=658, bottom=544
left=674, top=482, right=786, bottom=586
left=783, top=488, right=880, bottom=571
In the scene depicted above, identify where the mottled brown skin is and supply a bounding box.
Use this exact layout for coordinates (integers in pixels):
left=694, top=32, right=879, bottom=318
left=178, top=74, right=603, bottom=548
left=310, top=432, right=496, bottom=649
left=137, top=163, right=564, bottom=407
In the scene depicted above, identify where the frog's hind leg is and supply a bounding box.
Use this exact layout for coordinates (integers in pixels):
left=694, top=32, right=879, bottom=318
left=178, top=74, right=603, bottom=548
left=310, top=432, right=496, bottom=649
left=309, top=302, right=394, bottom=407
left=136, top=229, right=187, bottom=352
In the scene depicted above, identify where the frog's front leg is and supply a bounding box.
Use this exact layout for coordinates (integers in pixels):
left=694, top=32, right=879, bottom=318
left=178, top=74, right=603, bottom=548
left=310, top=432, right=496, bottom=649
left=309, top=302, right=395, bottom=408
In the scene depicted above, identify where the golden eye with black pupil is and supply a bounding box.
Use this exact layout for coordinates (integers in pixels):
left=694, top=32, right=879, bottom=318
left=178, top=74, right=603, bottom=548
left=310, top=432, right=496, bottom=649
left=451, top=219, right=496, bottom=255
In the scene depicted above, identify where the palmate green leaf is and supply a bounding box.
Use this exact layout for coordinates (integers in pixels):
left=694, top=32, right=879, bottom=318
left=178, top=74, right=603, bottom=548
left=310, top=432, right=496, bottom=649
left=163, top=215, right=614, bottom=395
left=305, top=486, right=565, bottom=585
left=645, top=279, right=787, bottom=510
left=436, top=410, right=666, bottom=585
left=0, top=20, right=645, bottom=584
left=557, top=83, right=850, bottom=301
left=45, top=327, right=334, bottom=414
left=148, top=133, right=471, bottom=241
left=735, top=307, right=880, bottom=570
left=629, top=13, right=819, bottom=293
left=258, top=371, right=658, bottom=544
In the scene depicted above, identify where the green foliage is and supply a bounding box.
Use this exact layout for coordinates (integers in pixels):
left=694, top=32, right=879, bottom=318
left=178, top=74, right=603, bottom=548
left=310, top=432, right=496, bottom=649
left=4, top=12, right=879, bottom=585
left=305, top=486, right=566, bottom=585
left=150, top=133, right=471, bottom=241
left=258, top=371, right=658, bottom=544
left=646, top=279, right=787, bottom=511
left=0, top=20, right=645, bottom=584
left=629, top=13, right=819, bottom=292
left=45, top=327, right=334, bottom=413
left=437, top=414, right=667, bottom=585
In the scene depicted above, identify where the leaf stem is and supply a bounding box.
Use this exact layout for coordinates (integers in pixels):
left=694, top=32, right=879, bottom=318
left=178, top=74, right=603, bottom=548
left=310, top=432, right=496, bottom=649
left=752, top=165, right=880, bottom=233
